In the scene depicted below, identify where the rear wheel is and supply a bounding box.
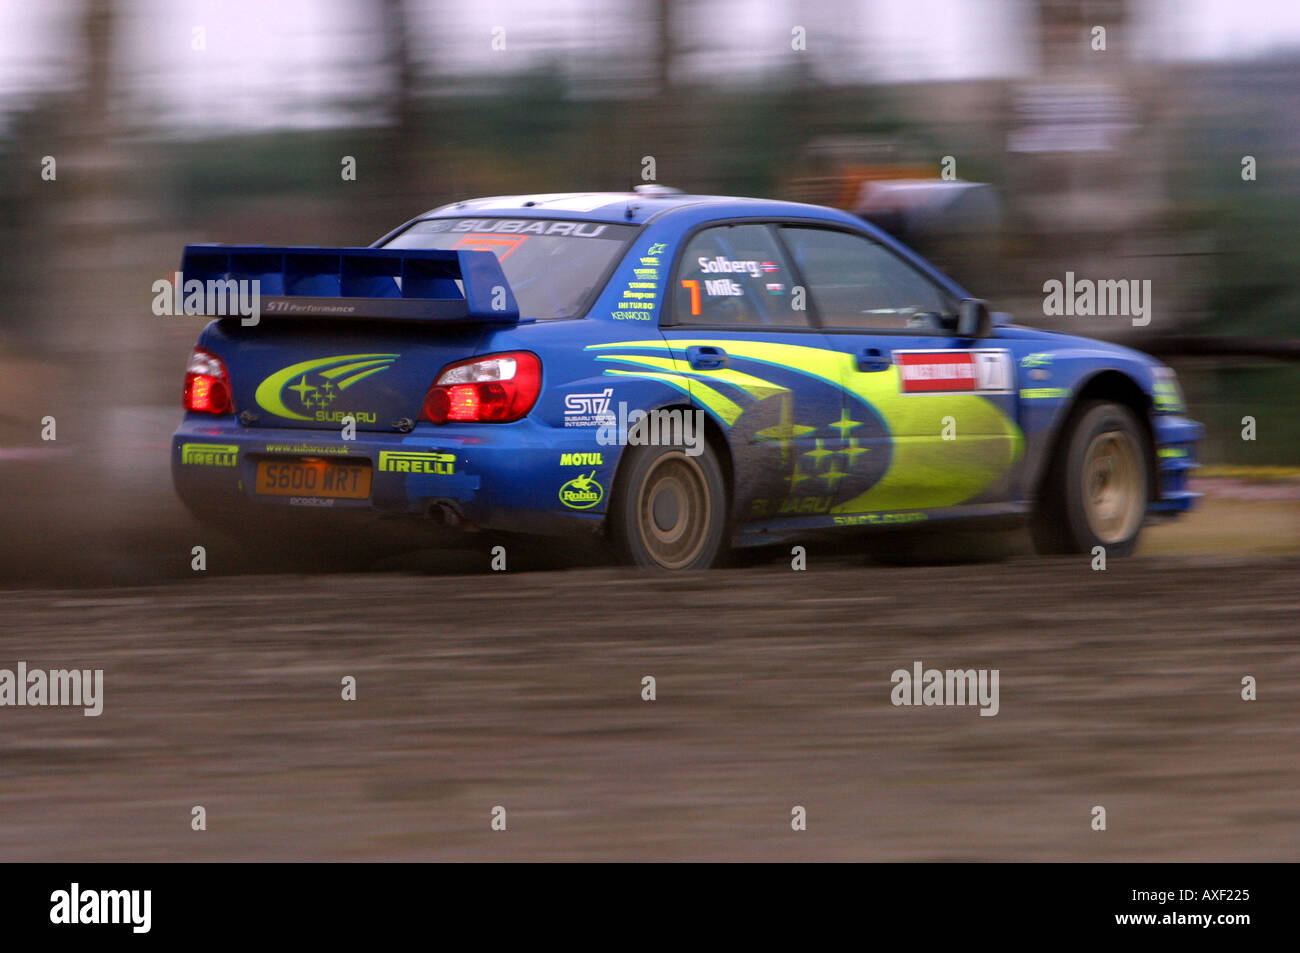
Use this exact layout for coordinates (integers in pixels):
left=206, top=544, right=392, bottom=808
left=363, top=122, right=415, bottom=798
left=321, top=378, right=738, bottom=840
left=1032, top=400, right=1150, bottom=557
left=610, top=443, right=728, bottom=570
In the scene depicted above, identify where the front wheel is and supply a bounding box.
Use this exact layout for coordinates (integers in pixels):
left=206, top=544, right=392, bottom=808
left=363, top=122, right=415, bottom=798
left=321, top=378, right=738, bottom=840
left=610, top=443, right=728, bottom=570
left=1032, top=400, right=1150, bottom=557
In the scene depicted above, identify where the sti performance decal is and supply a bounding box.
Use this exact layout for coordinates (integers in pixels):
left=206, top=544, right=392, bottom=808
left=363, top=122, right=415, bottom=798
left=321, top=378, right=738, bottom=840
left=893, top=350, right=1015, bottom=395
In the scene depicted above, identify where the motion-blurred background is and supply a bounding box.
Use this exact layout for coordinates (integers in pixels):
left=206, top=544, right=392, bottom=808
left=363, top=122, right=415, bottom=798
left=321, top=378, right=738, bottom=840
left=1, top=0, right=1297, bottom=582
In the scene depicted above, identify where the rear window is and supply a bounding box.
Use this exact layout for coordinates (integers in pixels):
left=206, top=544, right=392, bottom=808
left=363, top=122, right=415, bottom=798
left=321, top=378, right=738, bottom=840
left=383, top=217, right=638, bottom=320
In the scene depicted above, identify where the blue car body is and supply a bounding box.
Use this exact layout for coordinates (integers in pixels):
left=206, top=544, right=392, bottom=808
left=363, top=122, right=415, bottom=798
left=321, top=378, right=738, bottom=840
left=171, top=191, right=1201, bottom=555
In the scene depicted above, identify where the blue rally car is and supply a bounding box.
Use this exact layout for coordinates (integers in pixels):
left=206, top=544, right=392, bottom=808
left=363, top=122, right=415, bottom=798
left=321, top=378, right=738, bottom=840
left=171, top=189, right=1202, bottom=569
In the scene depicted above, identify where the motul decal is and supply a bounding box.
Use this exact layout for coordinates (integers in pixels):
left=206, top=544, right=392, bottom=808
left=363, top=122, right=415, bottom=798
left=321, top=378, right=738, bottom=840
left=894, top=350, right=1015, bottom=395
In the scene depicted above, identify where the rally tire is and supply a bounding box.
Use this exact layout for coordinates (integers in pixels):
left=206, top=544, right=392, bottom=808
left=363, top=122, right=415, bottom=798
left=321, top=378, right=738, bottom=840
left=610, top=443, right=728, bottom=570
left=1032, top=400, right=1150, bottom=557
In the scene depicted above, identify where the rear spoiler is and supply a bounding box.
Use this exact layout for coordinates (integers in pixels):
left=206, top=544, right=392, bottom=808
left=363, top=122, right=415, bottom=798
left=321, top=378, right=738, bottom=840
left=180, top=245, right=521, bottom=323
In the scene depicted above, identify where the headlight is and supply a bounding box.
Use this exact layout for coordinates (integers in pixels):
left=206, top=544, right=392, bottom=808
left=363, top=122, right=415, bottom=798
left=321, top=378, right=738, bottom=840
left=1152, top=367, right=1185, bottom=413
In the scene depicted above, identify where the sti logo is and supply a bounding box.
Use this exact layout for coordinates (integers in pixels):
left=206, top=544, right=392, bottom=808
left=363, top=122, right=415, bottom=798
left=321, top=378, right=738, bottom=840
left=563, top=388, right=615, bottom=427
left=894, top=350, right=1014, bottom=395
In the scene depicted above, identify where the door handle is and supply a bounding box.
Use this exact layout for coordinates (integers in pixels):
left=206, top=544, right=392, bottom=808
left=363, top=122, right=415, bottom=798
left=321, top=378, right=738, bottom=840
left=857, top=347, right=891, bottom=372
left=686, top=345, right=728, bottom=370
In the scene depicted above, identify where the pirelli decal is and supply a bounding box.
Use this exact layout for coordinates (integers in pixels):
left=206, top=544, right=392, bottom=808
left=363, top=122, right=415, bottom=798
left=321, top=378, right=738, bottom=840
left=181, top=443, right=239, bottom=467
left=378, top=450, right=455, bottom=475
left=893, top=349, right=1014, bottom=395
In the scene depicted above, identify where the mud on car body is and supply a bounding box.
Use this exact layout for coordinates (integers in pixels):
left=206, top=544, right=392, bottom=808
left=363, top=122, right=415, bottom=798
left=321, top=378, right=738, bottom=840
left=171, top=189, right=1202, bottom=569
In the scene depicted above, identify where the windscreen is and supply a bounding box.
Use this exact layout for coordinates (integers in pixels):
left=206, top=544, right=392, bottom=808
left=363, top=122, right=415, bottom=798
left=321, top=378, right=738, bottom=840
left=383, top=218, right=638, bottom=320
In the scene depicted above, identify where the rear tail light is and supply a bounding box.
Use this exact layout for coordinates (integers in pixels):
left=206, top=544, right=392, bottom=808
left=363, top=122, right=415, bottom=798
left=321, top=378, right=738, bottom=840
left=184, top=347, right=233, bottom=415
left=421, top=352, right=541, bottom=424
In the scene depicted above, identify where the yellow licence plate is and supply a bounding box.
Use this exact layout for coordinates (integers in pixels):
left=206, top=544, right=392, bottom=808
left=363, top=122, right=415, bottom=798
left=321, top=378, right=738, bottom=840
left=255, top=459, right=372, bottom=499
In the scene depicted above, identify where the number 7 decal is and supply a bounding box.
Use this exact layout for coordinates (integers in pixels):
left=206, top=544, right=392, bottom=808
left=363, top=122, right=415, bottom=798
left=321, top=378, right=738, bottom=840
left=680, top=279, right=701, bottom=316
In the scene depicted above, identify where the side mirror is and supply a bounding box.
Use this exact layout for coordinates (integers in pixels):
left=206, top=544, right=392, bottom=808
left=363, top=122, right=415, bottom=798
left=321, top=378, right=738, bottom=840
left=957, top=298, right=992, bottom=339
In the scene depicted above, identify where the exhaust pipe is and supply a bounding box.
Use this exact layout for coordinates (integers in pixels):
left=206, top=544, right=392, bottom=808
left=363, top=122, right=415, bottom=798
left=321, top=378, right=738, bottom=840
left=426, top=500, right=465, bottom=529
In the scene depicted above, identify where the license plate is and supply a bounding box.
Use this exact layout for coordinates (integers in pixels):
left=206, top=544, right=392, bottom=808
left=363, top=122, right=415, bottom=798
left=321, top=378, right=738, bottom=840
left=255, top=459, right=371, bottom=499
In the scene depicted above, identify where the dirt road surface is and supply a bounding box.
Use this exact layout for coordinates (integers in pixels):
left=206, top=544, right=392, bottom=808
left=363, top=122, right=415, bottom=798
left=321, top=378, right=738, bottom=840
left=1, top=554, right=1296, bottom=861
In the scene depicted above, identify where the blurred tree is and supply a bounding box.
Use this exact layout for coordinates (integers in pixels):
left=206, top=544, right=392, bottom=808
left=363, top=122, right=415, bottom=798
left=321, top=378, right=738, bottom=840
left=377, top=0, right=419, bottom=195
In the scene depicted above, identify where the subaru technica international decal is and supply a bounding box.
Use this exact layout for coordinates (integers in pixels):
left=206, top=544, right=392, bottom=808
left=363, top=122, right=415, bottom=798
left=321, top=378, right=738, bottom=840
left=254, top=354, right=398, bottom=423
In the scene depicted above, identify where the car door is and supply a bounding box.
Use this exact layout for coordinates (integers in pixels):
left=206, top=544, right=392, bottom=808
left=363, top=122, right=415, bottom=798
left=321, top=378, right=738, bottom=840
left=776, top=224, right=1021, bottom=515
left=654, top=222, right=843, bottom=522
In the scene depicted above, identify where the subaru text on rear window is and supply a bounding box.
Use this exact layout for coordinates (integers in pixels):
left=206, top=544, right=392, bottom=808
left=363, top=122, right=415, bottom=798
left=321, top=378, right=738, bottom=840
left=383, top=218, right=639, bottom=320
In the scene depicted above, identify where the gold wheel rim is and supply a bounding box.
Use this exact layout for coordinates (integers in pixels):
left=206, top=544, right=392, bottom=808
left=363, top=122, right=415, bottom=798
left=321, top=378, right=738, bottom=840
left=637, top=451, right=710, bottom=569
left=1082, top=429, right=1144, bottom=545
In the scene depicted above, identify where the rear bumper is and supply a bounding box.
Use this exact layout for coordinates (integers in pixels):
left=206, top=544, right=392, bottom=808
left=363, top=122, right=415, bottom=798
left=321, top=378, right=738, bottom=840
left=171, top=416, right=611, bottom=539
left=1150, top=414, right=1203, bottom=514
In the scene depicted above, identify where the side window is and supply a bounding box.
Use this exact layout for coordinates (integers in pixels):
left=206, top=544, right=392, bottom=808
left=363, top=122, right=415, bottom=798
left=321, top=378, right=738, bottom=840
left=671, top=224, right=808, bottom=327
left=779, top=227, right=952, bottom=330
